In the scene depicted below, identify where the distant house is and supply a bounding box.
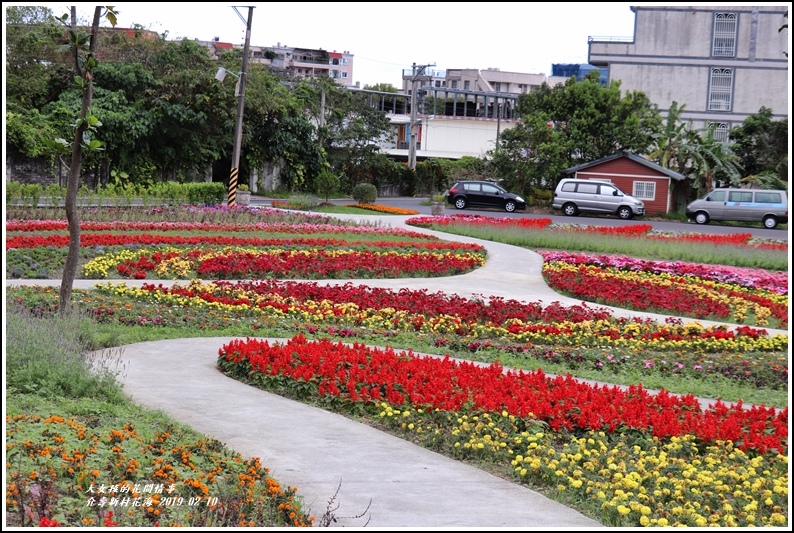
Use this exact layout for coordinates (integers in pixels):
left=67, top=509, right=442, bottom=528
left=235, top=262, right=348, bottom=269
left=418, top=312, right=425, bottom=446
left=563, top=152, right=687, bottom=214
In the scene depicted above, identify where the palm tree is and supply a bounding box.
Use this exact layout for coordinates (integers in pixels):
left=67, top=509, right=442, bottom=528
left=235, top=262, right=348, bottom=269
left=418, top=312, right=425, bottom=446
left=685, top=124, right=743, bottom=196
left=647, top=101, right=690, bottom=172
left=740, top=172, right=788, bottom=190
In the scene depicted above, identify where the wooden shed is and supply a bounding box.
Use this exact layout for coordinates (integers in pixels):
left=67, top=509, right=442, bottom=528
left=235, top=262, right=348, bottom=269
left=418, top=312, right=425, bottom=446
left=563, top=152, right=686, bottom=214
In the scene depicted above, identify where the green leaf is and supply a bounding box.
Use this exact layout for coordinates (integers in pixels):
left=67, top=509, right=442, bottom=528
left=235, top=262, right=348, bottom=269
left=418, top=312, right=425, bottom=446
left=42, top=138, right=71, bottom=155
left=105, top=8, right=118, bottom=27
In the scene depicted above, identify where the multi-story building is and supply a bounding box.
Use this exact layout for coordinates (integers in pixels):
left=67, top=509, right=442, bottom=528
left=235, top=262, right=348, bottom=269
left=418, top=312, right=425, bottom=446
left=408, top=68, right=549, bottom=95
left=265, top=43, right=355, bottom=86
left=197, top=39, right=356, bottom=87
left=588, top=5, right=789, bottom=141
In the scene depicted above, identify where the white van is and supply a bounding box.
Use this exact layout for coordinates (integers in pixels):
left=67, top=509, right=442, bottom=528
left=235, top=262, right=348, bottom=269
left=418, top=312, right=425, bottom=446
left=552, top=178, right=645, bottom=220
left=685, top=188, right=788, bottom=229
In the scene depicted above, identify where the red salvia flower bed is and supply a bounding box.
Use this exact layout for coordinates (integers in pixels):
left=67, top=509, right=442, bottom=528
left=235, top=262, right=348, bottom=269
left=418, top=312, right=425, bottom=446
left=218, top=335, right=788, bottom=455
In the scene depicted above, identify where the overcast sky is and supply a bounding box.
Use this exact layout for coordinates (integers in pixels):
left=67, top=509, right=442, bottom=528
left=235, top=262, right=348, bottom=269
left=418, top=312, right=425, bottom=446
left=20, top=2, right=644, bottom=87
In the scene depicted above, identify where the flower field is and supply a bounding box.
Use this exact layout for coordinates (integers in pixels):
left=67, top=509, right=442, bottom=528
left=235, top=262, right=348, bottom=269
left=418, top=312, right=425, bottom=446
left=5, top=412, right=312, bottom=527
left=6, top=218, right=486, bottom=280
left=539, top=251, right=788, bottom=329
left=5, top=204, right=789, bottom=527
left=216, top=334, right=788, bottom=527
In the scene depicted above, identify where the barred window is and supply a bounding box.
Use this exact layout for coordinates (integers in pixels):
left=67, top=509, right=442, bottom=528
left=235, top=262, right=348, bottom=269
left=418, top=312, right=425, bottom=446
left=712, top=13, right=737, bottom=57
left=708, top=68, right=733, bottom=111
left=709, top=122, right=731, bottom=143
left=633, top=181, right=656, bottom=200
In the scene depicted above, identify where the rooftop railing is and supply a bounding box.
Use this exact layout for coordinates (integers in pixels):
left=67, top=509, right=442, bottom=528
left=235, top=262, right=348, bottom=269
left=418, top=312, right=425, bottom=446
left=588, top=35, right=634, bottom=43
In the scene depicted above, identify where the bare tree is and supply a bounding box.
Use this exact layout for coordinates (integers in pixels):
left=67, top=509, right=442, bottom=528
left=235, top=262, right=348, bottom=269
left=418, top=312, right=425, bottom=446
left=57, top=6, right=117, bottom=314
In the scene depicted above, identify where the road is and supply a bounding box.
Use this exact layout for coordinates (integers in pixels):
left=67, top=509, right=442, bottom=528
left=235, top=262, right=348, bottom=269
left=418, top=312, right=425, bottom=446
left=251, top=195, right=790, bottom=241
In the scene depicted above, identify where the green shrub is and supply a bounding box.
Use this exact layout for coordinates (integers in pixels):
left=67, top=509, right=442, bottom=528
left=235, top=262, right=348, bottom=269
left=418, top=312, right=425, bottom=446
left=315, top=171, right=340, bottom=202
left=288, top=193, right=321, bottom=210
left=5, top=180, right=24, bottom=205
left=149, top=181, right=185, bottom=206
left=528, top=188, right=553, bottom=206
left=21, top=183, right=44, bottom=208
left=44, top=183, right=66, bottom=207
left=351, top=182, right=378, bottom=204
left=184, top=182, right=226, bottom=206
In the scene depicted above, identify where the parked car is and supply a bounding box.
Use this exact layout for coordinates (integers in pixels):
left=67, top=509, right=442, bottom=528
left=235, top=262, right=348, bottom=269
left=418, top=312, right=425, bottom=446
left=445, top=180, right=526, bottom=212
left=552, top=178, right=645, bottom=220
left=685, top=188, right=788, bottom=229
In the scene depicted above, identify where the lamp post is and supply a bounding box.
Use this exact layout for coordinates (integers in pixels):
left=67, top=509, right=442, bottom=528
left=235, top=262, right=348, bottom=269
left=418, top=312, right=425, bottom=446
left=227, top=6, right=254, bottom=207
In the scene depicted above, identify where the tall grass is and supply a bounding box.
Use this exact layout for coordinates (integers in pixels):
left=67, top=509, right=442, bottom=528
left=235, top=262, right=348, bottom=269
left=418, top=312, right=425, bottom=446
left=5, top=304, right=126, bottom=403
left=424, top=224, right=788, bottom=270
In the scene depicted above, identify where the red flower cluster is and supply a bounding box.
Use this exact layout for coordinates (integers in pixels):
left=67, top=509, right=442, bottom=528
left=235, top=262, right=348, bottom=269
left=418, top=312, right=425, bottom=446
left=38, top=516, right=62, bottom=527
left=219, top=335, right=787, bottom=455
left=6, top=233, right=482, bottom=251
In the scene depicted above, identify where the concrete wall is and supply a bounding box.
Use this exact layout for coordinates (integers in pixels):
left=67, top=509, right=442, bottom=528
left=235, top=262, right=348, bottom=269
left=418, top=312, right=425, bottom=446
left=589, top=5, right=789, bottom=131
left=6, top=149, right=61, bottom=186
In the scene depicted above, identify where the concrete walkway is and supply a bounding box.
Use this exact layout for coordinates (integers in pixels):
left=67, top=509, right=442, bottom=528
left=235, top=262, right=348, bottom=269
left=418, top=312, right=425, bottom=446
left=112, top=336, right=601, bottom=528
left=6, top=212, right=787, bottom=528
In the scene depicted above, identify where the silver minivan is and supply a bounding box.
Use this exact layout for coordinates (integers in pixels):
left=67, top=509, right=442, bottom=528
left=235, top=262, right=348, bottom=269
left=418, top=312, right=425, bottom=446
left=552, top=178, right=645, bottom=220
left=685, top=188, right=788, bottom=229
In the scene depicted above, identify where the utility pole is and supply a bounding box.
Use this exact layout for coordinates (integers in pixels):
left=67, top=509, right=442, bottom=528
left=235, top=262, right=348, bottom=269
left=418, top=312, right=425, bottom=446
left=408, top=62, right=434, bottom=171
left=496, top=100, right=502, bottom=149
left=227, top=6, right=254, bottom=207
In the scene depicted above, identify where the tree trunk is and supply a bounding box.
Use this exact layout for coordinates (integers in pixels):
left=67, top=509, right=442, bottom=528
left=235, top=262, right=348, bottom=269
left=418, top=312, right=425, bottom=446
left=59, top=6, right=103, bottom=315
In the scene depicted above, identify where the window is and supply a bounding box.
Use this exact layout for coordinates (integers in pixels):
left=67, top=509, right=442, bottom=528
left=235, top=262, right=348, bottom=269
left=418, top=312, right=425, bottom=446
left=755, top=192, right=782, bottom=204
left=464, top=80, right=470, bottom=90
left=633, top=181, right=656, bottom=200
left=728, top=191, right=753, bottom=203
left=577, top=183, right=599, bottom=194
left=518, top=84, right=527, bottom=94
left=708, top=68, right=733, bottom=111
left=451, top=80, right=458, bottom=89
left=707, top=190, right=726, bottom=202
left=492, top=82, right=501, bottom=92
left=712, top=13, right=737, bottom=57
left=709, top=122, right=731, bottom=143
